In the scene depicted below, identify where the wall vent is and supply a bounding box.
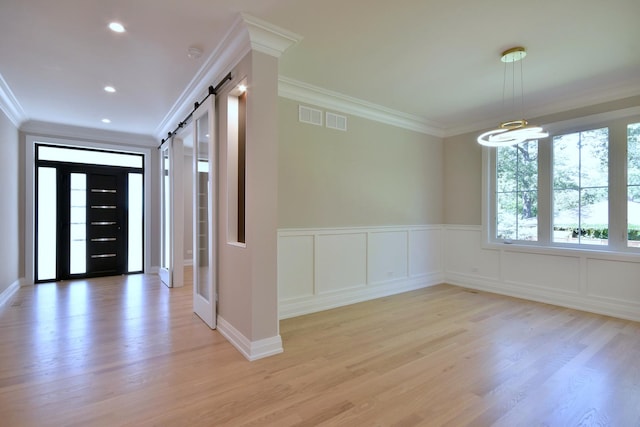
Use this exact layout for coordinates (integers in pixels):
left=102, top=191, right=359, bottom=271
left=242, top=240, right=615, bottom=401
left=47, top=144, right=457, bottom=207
left=326, top=112, right=347, bottom=131
left=299, top=105, right=323, bottom=126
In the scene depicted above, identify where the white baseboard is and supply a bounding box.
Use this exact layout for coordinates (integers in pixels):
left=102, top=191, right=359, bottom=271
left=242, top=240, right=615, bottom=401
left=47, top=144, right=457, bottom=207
left=148, top=266, right=160, bottom=274
left=0, top=279, right=21, bottom=308
left=184, top=259, right=193, bottom=267
left=216, top=315, right=283, bottom=361
left=279, top=273, right=443, bottom=319
left=446, top=272, right=640, bottom=323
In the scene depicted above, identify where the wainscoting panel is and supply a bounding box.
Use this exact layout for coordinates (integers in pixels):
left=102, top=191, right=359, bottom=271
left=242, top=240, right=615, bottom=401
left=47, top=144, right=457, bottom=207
left=278, top=226, right=444, bottom=319
left=586, top=258, right=640, bottom=304
left=409, top=228, right=442, bottom=277
left=316, top=232, right=368, bottom=294
left=502, top=251, right=580, bottom=293
left=368, top=231, right=408, bottom=284
left=278, top=234, right=315, bottom=300
left=444, top=226, right=500, bottom=280
left=444, top=225, right=640, bottom=322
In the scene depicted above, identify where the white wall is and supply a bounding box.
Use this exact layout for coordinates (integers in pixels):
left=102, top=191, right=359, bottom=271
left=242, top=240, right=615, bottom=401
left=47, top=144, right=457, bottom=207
left=0, top=108, right=20, bottom=301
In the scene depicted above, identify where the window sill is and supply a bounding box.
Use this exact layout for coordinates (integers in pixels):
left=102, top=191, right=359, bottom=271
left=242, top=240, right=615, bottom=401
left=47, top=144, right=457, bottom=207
left=482, top=240, right=640, bottom=262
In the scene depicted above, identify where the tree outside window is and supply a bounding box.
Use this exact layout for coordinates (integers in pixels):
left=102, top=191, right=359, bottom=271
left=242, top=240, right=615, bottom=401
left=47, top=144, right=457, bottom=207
left=628, top=123, right=640, bottom=247
left=552, top=127, right=609, bottom=245
left=496, top=141, right=538, bottom=241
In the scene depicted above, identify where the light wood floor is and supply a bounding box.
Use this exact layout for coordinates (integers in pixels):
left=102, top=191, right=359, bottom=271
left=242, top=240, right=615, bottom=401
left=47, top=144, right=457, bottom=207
left=1, top=274, right=639, bottom=426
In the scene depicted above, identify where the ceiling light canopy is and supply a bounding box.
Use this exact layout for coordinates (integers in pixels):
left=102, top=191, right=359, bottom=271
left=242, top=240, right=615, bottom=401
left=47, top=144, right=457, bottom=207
left=477, top=47, right=548, bottom=147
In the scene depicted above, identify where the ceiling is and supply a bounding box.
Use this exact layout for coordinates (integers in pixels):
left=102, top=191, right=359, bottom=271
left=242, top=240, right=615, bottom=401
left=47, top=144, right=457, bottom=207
left=1, top=0, right=639, bottom=141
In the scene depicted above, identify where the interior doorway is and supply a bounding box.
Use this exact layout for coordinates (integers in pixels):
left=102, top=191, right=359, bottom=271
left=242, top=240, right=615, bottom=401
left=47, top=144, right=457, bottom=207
left=35, top=144, right=144, bottom=282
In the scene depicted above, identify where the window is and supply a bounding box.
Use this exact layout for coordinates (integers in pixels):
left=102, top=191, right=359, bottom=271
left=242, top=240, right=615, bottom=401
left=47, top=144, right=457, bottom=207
left=496, top=141, right=538, bottom=241
left=486, top=112, right=640, bottom=253
left=628, top=122, right=640, bottom=248
left=552, top=128, right=608, bottom=245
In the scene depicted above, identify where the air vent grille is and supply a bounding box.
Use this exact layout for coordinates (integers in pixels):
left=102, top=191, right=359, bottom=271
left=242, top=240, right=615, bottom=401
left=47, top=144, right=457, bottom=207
left=299, top=105, right=323, bottom=126
left=326, top=112, right=347, bottom=131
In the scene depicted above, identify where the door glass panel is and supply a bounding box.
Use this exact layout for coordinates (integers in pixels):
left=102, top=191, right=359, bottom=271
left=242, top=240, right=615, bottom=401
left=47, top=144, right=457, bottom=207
left=39, top=145, right=142, bottom=168
left=37, top=167, right=57, bottom=281
left=196, top=114, right=210, bottom=301
left=70, top=173, right=87, bottom=274
left=128, top=173, right=143, bottom=272
left=161, top=149, right=170, bottom=271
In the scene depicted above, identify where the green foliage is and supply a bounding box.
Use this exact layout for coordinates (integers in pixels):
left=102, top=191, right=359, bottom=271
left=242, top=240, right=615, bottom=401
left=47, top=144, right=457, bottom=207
left=553, top=225, right=640, bottom=241
left=496, top=141, right=538, bottom=221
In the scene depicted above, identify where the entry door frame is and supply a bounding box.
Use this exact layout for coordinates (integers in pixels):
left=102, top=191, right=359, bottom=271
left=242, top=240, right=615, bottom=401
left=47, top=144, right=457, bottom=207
left=24, top=136, right=152, bottom=286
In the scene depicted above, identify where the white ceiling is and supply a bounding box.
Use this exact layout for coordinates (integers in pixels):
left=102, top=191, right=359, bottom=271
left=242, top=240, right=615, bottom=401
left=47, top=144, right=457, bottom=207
left=1, top=0, right=639, bottom=140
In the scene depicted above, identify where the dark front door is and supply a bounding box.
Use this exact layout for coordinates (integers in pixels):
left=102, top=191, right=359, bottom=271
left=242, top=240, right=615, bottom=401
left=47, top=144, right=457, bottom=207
left=57, top=165, right=129, bottom=280
left=85, top=170, right=127, bottom=277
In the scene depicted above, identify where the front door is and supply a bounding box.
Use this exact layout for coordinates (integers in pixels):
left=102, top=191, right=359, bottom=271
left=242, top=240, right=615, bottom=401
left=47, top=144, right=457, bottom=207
left=84, top=169, right=127, bottom=277
left=59, top=165, right=129, bottom=279
left=35, top=144, right=145, bottom=282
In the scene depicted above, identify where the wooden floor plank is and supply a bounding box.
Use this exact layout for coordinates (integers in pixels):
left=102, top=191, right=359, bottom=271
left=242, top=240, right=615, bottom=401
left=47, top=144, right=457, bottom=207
left=1, top=273, right=639, bottom=426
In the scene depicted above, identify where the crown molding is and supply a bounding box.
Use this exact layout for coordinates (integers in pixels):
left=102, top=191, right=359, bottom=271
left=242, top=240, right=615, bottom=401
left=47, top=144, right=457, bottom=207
left=241, top=13, right=302, bottom=58
left=278, top=76, right=444, bottom=137
left=0, top=73, right=27, bottom=127
left=444, top=82, right=640, bottom=138
left=154, top=13, right=301, bottom=141
left=154, top=14, right=249, bottom=141
left=21, top=120, right=157, bottom=147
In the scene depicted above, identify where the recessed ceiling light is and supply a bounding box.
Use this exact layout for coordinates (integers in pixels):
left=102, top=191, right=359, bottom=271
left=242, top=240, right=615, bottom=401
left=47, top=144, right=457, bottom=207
left=108, top=22, right=125, bottom=33
left=238, top=84, right=247, bottom=93
left=104, top=86, right=116, bottom=93
left=102, top=118, right=111, bottom=124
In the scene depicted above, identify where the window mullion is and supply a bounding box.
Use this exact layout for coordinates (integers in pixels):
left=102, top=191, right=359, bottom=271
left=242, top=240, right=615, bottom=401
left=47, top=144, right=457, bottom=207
left=609, top=121, right=627, bottom=250
left=538, top=138, right=552, bottom=244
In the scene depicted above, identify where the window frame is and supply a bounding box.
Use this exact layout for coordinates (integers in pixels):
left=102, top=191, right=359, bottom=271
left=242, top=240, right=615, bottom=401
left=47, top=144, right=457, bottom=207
left=483, top=108, right=640, bottom=256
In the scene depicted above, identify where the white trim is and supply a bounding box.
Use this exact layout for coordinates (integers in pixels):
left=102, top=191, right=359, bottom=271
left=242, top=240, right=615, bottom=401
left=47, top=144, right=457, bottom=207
left=446, top=272, right=640, bottom=323
left=278, top=224, right=442, bottom=236
left=278, top=76, right=444, bottom=137
left=155, top=14, right=301, bottom=141
left=216, top=316, right=284, bottom=361
left=447, top=91, right=640, bottom=137
left=21, top=120, right=156, bottom=147
left=24, top=135, right=153, bottom=284
left=241, top=13, right=302, bottom=58
left=148, top=266, right=160, bottom=274
left=279, top=274, right=442, bottom=319
left=183, top=259, right=193, bottom=267
left=0, top=279, right=21, bottom=308
left=0, top=72, right=27, bottom=127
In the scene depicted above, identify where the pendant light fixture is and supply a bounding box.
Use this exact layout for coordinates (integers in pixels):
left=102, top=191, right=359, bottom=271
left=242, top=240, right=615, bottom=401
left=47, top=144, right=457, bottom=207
left=477, top=47, right=548, bottom=147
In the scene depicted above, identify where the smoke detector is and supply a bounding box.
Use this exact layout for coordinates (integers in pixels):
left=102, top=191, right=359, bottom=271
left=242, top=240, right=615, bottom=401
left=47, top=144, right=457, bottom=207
left=187, top=46, right=203, bottom=59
